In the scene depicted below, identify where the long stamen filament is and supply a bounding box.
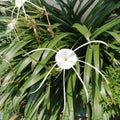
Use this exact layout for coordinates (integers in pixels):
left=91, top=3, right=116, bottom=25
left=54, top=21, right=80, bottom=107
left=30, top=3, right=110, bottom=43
left=30, top=63, right=57, bottom=94
left=78, top=60, right=109, bottom=84
left=74, top=40, right=108, bottom=52
left=23, top=48, right=57, bottom=56
left=72, top=67, right=89, bottom=102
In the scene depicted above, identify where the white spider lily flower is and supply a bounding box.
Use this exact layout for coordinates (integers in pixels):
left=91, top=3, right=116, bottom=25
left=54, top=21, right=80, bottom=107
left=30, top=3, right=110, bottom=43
left=11, top=0, right=27, bottom=19
left=6, top=19, right=17, bottom=33
left=15, top=0, right=27, bottom=8
left=12, top=0, right=45, bottom=20
left=24, top=40, right=108, bottom=111
left=55, top=49, right=77, bottom=70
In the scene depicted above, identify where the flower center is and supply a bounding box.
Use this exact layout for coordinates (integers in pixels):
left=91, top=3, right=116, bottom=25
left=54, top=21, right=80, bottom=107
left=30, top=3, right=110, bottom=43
left=64, top=58, right=68, bottom=61
left=55, top=49, right=77, bottom=70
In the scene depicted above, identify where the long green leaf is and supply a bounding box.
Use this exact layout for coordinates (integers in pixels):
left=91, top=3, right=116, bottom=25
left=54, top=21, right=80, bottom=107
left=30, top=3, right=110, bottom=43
left=91, top=16, right=120, bottom=39
left=73, top=23, right=91, bottom=41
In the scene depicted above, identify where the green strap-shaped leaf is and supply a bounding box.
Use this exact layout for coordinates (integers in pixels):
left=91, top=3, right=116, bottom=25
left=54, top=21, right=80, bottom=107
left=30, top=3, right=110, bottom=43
left=92, top=44, right=103, bottom=119
left=83, top=46, right=92, bottom=89
left=73, top=23, right=91, bottom=41
left=91, top=16, right=120, bottom=39
left=5, top=37, right=33, bottom=61
left=62, top=70, right=77, bottom=120
left=107, top=31, right=120, bottom=43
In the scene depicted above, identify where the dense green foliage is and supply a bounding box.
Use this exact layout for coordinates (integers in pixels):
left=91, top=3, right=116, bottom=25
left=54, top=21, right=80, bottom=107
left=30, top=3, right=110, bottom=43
left=0, top=0, right=120, bottom=120
left=103, top=65, right=120, bottom=118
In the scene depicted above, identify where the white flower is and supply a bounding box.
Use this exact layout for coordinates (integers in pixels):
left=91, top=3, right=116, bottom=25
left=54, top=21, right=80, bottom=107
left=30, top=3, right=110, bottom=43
left=15, top=0, right=27, bottom=8
left=55, top=49, right=77, bottom=70
left=11, top=0, right=27, bottom=19
left=11, top=0, right=44, bottom=20
left=6, top=19, right=17, bottom=33
left=24, top=40, right=108, bottom=111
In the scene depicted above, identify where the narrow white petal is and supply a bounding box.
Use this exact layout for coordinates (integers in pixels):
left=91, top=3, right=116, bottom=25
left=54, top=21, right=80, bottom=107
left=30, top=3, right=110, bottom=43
left=26, top=1, right=45, bottom=11
left=74, top=40, right=108, bottom=52
left=72, top=67, right=89, bottom=102
left=23, top=48, right=57, bottom=56
left=63, top=69, right=66, bottom=112
left=22, top=6, right=27, bottom=19
left=16, top=8, right=20, bottom=20
left=30, top=63, right=57, bottom=94
left=78, top=60, right=109, bottom=84
left=11, top=6, right=16, bottom=19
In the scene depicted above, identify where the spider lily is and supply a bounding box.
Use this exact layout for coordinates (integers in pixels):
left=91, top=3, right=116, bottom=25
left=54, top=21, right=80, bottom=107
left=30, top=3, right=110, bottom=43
left=24, top=40, right=108, bottom=111
left=6, top=19, right=17, bottom=34
left=15, top=0, right=27, bottom=8
left=11, top=0, right=27, bottom=19
left=11, top=0, right=44, bottom=19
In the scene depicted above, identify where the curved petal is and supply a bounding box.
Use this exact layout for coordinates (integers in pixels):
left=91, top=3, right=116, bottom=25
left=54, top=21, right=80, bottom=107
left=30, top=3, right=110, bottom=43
left=23, top=48, right=57, bottom=56
left=74, top=40, right=108, bottom=52
left=30, top=63, right=57, bottom=94
left=78, top=59, right=109, bottom=84
left=11, top=6, right=16, bottom=19
left=72, top=67, right=89, bottom=102
left=63, top=69, right=66, bottom=112
left=26, top=1, right=45, bottom=11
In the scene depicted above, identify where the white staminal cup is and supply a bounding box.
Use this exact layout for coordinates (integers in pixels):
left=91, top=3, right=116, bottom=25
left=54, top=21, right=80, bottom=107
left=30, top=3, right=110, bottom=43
left=55, top=49, right=77, bottom=70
